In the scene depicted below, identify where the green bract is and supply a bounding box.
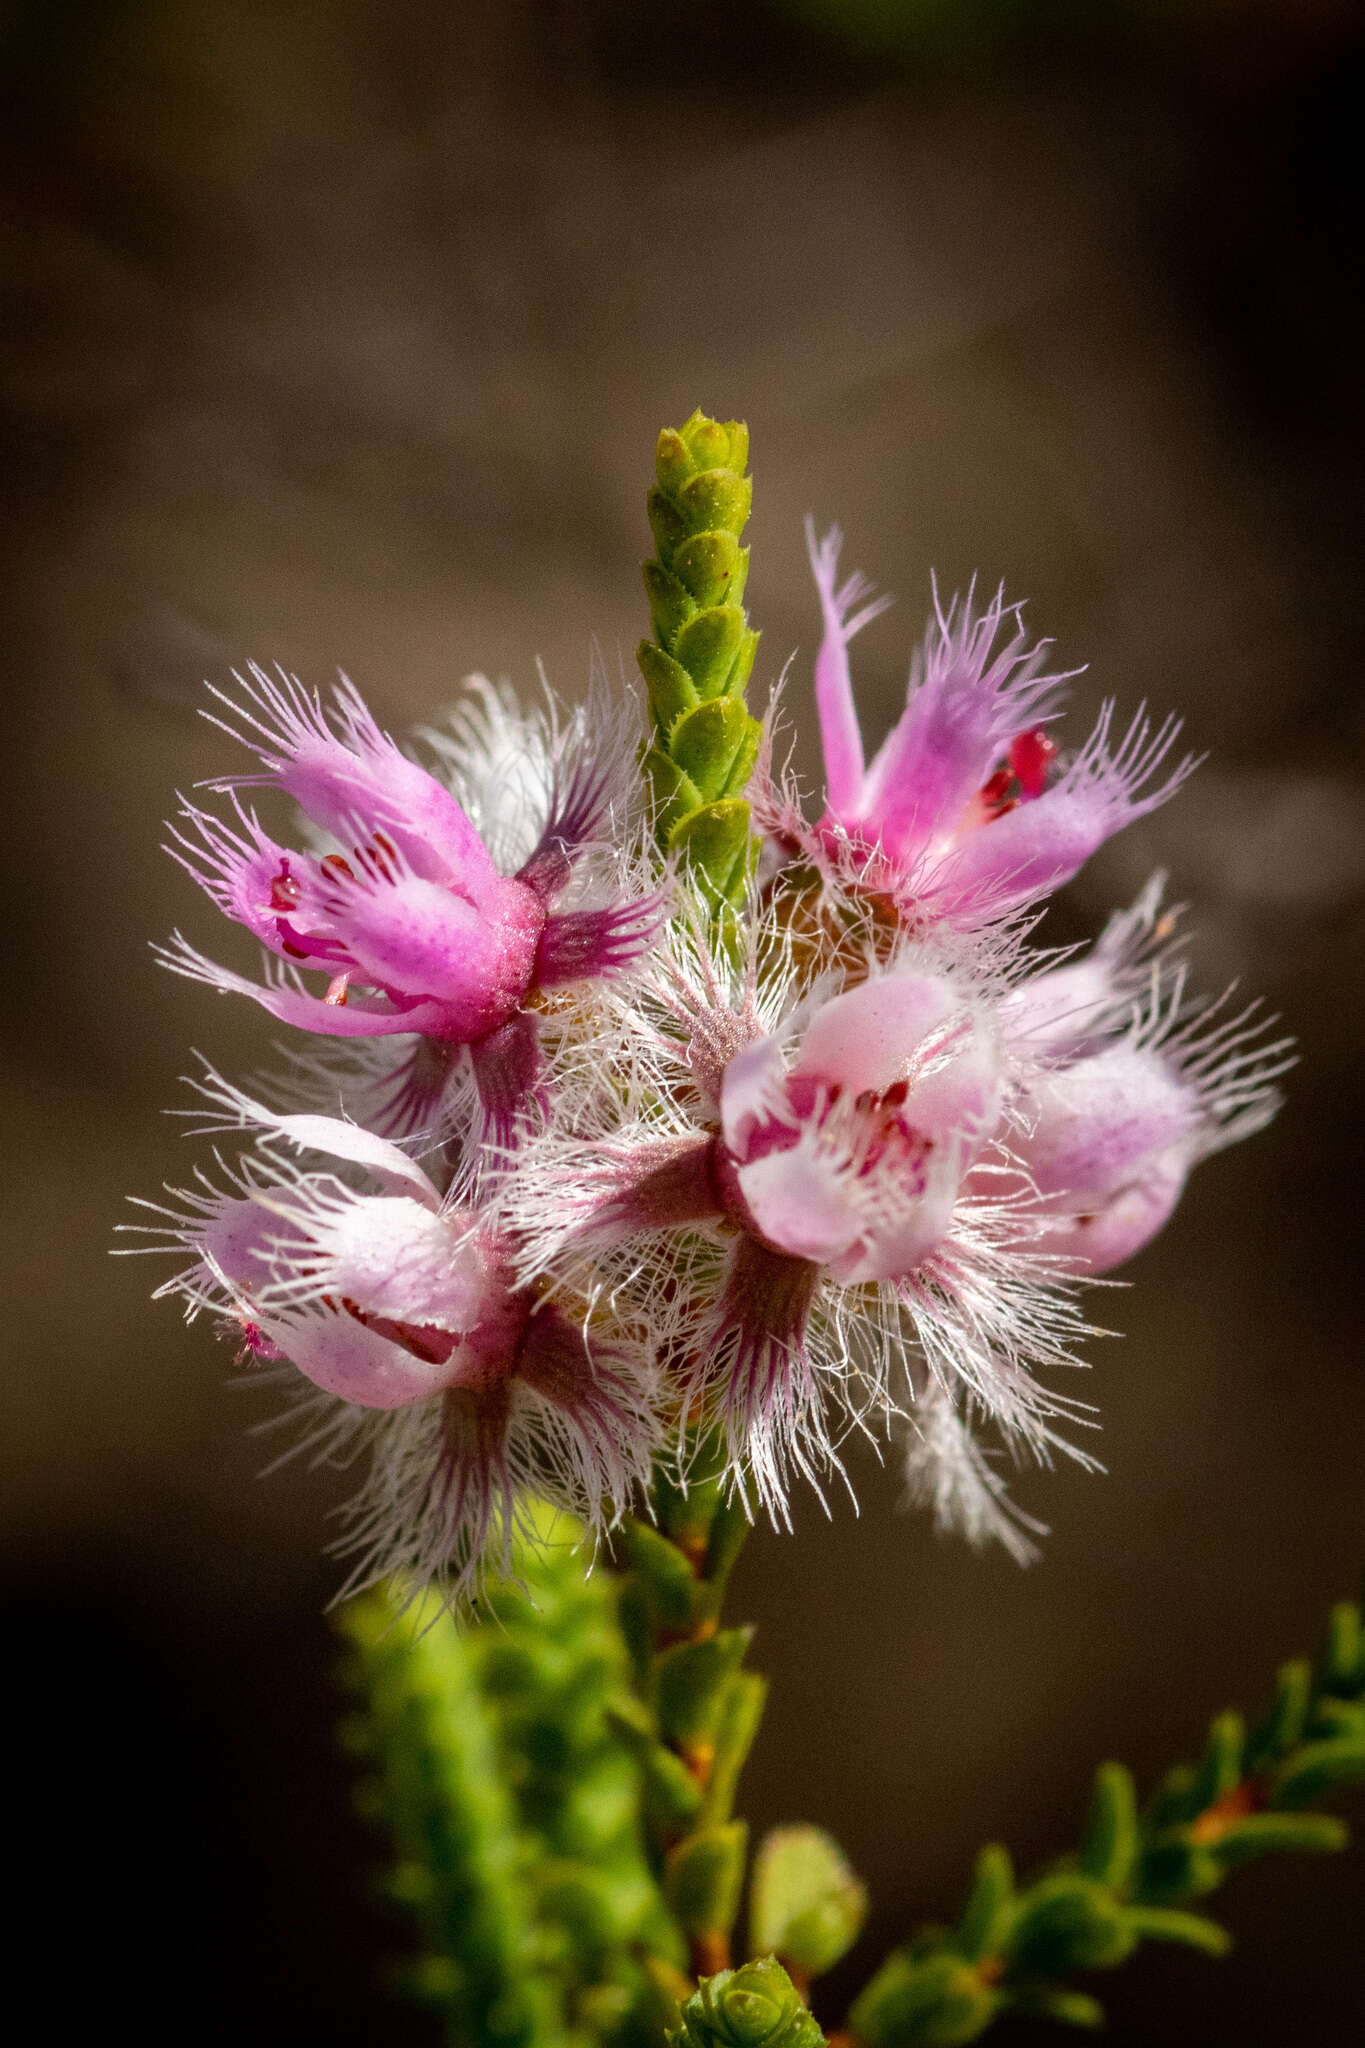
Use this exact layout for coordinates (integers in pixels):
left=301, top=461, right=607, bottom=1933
left=638, top=409, right=762, bottom=908
left=671, top=1961, right=826, bottom=2048
left=338, top=1509, right=682, bottom=2048
left=749, top=1826, right=868, bottom=1981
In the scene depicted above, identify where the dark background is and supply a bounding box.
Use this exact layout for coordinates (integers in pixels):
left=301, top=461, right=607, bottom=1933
left=3, top=1, right=1363, bottom=2039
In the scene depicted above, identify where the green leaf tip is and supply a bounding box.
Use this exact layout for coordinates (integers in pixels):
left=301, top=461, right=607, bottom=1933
left=672, top=1959, right=826, bottom=2048
left=851, top=1582, right=1365, bottom=2046
left=750, top=1825, right=868, bottom=1981
left=953, top=1844, right=1013, bottom=1964
left=1079, top=1762, right=1138, bottom=1890
left=638, top=409, right=762, bottom=910
left=1006, top=1873, right=1137, bottom=1976
left=665, top=1819, right=749, bottom=1946
left=849, top=1947, right=998, bottom=2048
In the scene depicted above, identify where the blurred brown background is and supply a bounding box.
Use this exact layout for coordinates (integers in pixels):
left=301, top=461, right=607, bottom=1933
left=3, top=1, right=1363, bottom=2039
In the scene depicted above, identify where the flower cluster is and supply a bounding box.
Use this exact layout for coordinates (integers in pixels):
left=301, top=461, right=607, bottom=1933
left=126, top=518, right=1288, bottom=1599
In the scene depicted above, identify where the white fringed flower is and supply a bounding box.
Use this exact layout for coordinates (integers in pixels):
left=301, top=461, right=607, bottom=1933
left=506, top=880, right=1100, bottom=1527
left=122, top=1088, right=660, bottom=1603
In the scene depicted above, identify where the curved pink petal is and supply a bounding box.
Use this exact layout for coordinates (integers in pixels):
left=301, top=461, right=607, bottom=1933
left=1016, top=1044, right=1196, bottom=1199
left=204, top=667, right=501, bottom=900
left=1018, top=1148, right=1190, bottom=1275
left=261, top=1113, right=443, bottom=1205
left=933, top=707, right=1195, bottom=920
left=1000, top=957, right=1127, bottom=1058
left=719, top=1036, right=793, bottom=1159
left=856, top=587, right=1066, bottom=866
left=321, top=1197, right=491, bottom=1329
left=807, top=521, right=891, bottom=813
left=320, top=869, right=542, bottom=1030
left=736, top=1143, right=862, bottom=1268
left=155, top=935, right=464, bottom=1038
left=935, top=788, right=1116, bottom=918
left=200, top=1194, right=308, bottom=1294
left=260, top=1307, right=465, bottom=1409
left=792, top=970, right=958, bottom=1095
left=164, top=798, right=303, bottom=961
left=902, top=1024, right=1004, bottom=1159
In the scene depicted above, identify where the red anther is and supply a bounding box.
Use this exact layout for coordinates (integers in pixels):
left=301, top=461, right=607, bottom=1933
left=320, top=853, right=355, bottom=882
left=324, top=972, right=352, bottom=1007
left=231, top=1316, right=282, bottom=1364
left=786, top=1074, right=825, bottom=1122
left=977, top=766, right=1015, bottom=820
left=1008, top=727, right=1058, bottom=800
left=269, top=862, right=302, bottom=912
left=370, top=829, right=399, bottom=880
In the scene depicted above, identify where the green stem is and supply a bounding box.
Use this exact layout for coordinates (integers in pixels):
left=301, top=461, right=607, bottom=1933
left=611, top=1442, right=767, bottom=1981
left=610, top=409, right=771, bottom=1984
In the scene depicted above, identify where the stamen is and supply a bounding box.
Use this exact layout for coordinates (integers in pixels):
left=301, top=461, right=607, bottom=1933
left=269, top=862, right=302, bottom=912
left=977, top=767, right=1016, bottom=820
left=1008, top=726, right=1058, bottom=799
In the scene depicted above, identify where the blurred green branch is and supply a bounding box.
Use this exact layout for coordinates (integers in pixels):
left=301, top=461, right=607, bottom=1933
left=844, top=1594, right=1365, bottom=2045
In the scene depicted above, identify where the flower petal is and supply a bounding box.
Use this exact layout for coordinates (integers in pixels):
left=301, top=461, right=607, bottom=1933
left=1017, top=1043, right=1196, bottom=1199
left=807, top=520, right=891, bottom=813
left=719, top=1035, right=793, bottom=1158
left=792, top=970, right=958, bottom=1095
left=856, top=585, right=1066, bottom=865
left=205, top=668, right=501, bottom=899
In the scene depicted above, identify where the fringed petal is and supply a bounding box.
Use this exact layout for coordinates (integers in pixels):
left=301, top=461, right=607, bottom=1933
left=203, top=665, right=500, bottom=899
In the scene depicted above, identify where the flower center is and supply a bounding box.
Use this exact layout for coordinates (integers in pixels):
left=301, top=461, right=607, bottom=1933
left=976, top=726, right=1059, bottom=820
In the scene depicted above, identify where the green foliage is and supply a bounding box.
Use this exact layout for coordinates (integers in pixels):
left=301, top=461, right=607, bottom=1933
left=671, top=1960, right=826, bottom=2048
left=749, top=1826, right=868, bottom=1983
left=338, top=1587, right=556, bottom=2047
left=666, top=1823, right=750, bottom=1956
left=338, top=1509, right=683, bottom=2047
left=638, top=410, right=762, bottom=909
left=845, top=1596, right=1365, bottom=2043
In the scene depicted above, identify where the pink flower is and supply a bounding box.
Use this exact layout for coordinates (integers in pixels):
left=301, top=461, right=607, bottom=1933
left=993, top=886, right=1292, bottom=1274
left=123, top=1093, right=658, bottom=1600
left=716, top=970, right=1003, bottom=1284
left=511, top=903, right=1089, bottom=1523
left=160, top=669, right=666, bottom=1144
left=799, top=523, right=1196, bottom=923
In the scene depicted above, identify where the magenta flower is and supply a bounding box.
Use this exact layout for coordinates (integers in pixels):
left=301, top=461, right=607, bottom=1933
left=124, top=1093, right=658, bottom=1599
left=161, top=669, right=666, bottom=1144
left=799, top=523, right=1196, bottom=922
